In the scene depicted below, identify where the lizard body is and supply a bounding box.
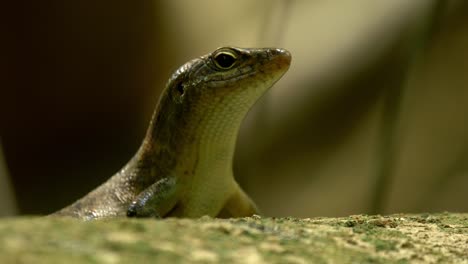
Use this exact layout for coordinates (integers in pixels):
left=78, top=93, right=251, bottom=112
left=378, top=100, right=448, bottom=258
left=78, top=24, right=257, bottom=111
left=53, top=47, right=291, bottom=220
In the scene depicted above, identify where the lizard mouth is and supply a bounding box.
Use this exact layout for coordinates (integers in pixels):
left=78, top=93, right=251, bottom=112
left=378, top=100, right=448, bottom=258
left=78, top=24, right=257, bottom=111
left=206, top=69, right=257, bottom=84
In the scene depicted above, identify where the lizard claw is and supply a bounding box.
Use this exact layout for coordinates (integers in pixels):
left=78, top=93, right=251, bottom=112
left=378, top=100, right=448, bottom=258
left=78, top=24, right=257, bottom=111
left=126, top=204, right=138, bottom=217
left=126, top=201, right=161, bottom=218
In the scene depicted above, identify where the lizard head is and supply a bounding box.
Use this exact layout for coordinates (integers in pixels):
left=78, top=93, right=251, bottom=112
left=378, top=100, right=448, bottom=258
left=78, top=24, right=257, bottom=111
left=166, top=47, right=291, bottom=106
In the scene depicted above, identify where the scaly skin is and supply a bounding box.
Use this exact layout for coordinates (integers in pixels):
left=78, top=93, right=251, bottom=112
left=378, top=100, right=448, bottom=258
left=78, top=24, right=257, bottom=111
left=53, top=47, right=291, bottom=220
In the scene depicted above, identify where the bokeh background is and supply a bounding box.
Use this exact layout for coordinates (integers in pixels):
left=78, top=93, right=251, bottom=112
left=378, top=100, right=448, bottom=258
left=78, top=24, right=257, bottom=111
left=1, top=0, right=467, bottom=218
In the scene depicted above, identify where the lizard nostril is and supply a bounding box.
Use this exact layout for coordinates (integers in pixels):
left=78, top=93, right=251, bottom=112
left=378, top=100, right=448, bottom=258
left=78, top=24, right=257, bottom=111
left=268, top=48, right=290, bottom=57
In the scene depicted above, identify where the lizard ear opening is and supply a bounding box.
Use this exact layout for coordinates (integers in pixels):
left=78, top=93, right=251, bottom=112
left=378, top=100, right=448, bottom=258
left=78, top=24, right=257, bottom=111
left=175, top=81, right=185, bottom=96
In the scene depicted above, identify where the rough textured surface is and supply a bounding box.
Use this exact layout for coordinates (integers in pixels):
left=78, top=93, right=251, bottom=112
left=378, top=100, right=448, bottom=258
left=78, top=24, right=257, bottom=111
left=0, top=213, right=467, bottom=263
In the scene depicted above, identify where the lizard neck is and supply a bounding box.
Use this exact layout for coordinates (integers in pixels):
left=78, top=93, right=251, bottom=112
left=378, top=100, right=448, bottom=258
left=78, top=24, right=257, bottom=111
left=192, top=99, right=243, bottom=183
left=134, top=88, right=257, bottom=187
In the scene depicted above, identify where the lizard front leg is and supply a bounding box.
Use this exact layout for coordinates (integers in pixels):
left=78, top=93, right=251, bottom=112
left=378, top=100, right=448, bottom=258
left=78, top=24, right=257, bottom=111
left=126, top=177, right=180, bottom=218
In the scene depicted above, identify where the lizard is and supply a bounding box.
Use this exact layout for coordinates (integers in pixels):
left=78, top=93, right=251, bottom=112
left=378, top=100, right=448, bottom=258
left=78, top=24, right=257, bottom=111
left=53, top=47, right=291, bottom=220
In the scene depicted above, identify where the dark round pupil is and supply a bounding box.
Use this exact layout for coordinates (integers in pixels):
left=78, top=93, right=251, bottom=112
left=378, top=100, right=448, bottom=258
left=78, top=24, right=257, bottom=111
left=215, top=53, right=235, bottom=68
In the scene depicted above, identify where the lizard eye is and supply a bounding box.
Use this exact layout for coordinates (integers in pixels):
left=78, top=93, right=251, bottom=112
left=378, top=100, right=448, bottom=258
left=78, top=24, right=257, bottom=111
left=212, top=49, right=237, bottom=70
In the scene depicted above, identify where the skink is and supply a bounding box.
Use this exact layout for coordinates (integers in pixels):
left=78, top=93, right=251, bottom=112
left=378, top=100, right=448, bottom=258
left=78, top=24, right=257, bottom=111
left=54, top=47, right=291, bottom=220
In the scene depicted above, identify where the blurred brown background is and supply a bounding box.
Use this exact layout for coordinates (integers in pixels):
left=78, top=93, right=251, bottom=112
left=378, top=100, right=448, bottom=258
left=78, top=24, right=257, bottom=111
left=1, top=1, right=467, bottom=218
